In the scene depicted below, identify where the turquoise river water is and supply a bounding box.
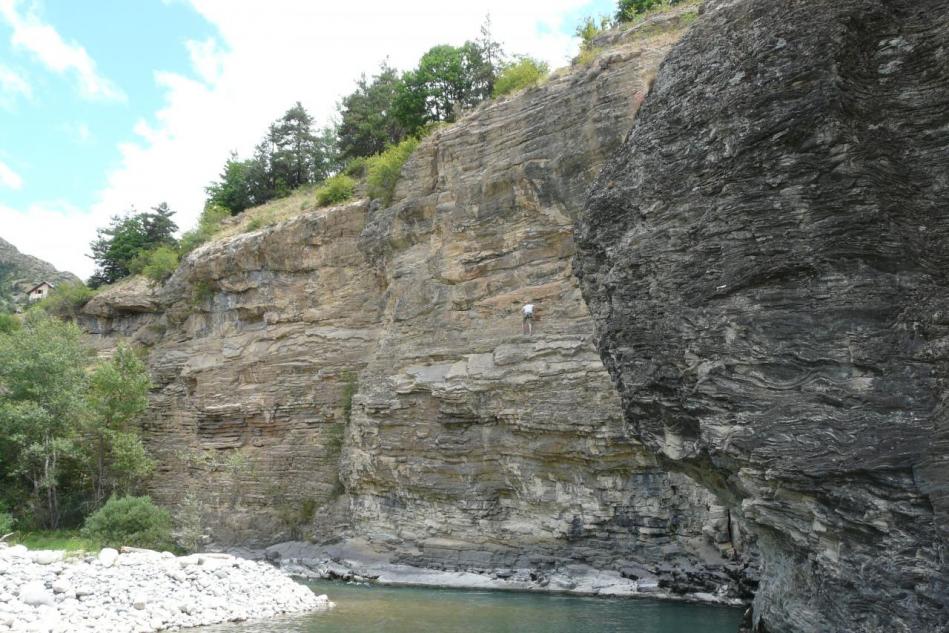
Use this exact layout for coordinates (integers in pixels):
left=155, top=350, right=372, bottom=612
left=200, top=580, right=744, bottom=633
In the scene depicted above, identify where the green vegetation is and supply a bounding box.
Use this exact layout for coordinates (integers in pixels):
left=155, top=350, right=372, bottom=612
left=315, top=174, right=356, bottom=207
left=0, top=311, right=19, bottom=334
left=10, top=530, right=100, bottom=552
left=275, top=496, right=317, bottom=541
left=616, top=0, right=688, bottom=22
left=81, top=495, right=173, bottom=550
left=132, top=245, right=179, bottom=284
left=0, top=312, right=152, bottom=530
left=337, top=63, right=407, bottom=162
left=244, top=210, right=277, bottom=232
left=340, top=371, right=358, bottom=425
left=89, top=203, right=177, bottom=287
left=179, top=204, right=229, bottom=255
left=84, top=347, right=154, bottom=507
left=0, top=510, right=14, bottom=535
left=35, top=281, right=96, bottom=320
left=204, top=103, right=338, bottom=216
left=343, top=156, right=368, bottom=178
left=493, top=57, right=550, bottom=97
left=196, top=18, right=504, bottom=220
left=393, top=41, right=498, bottom=133
left=87, top=2, right=692, bottom=272
left=191, top=280, right=215, bottom=306
left=173, top=491, right=206, bottom=553
left=574, top=16, right=612, bottom=65
left=366, top=137, right=420, bottom=205
left=0, top=263, right=14, bottom=314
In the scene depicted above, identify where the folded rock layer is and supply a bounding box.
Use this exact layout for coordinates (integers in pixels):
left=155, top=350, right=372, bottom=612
left=575, top=1, right=948, bottom=631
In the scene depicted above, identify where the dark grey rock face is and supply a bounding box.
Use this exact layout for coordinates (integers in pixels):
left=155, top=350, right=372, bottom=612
left=575, top=1, right=949, bottom=631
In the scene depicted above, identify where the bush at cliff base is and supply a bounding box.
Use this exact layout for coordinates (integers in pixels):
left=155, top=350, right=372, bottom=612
left=81, top=495, right=174, bottom=551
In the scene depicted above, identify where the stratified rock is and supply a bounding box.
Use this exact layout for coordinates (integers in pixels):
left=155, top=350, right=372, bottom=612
left=79, top=5, right=745, bottom=594
left=347, top=5, right=723, bottom=576
left=574, top=1, right=949, bottom=632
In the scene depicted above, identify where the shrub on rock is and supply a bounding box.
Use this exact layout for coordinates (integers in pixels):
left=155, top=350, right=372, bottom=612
left=365, top=137, right=419, bottom=206
left=493, top=57, right=549, bottom=97
left=315, top=174, right=356, bottom=207
left=81, top=496, right=173, bottom=550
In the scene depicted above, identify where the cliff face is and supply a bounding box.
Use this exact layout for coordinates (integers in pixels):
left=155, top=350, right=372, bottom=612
left=348, top=8, right=714, bottom=573
left=81, top=8, right=747, bottom=594
left=83, top=202, right=381, bottom=543
left=575, top=1, right=948, bottom=631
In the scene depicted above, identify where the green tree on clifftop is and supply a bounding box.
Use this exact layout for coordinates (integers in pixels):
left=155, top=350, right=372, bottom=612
left=88, top=204, right=178, bottom=287
left=337, top=62, right=408, bottom=160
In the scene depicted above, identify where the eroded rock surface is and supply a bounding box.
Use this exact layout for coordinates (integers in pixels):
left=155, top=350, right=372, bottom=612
left=80, top=8, right=750, bottom=599
left=575, top=1, right=948, bottom=631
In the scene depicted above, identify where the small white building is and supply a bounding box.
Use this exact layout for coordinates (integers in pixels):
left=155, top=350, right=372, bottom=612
left=27, top=281, right=54, bottom=302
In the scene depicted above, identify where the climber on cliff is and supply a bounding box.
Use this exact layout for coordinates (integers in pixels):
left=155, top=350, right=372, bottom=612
left=522, top=302, right=535, bottom=335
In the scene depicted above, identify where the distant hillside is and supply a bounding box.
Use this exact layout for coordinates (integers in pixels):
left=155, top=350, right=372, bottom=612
left=0, top=236, right=80, bottom=311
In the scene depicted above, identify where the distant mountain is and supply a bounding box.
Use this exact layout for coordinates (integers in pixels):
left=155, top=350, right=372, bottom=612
left=0, top=236, right=81, bottom=311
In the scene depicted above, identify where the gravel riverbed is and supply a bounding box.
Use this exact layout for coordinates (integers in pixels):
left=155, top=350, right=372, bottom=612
left=0, top=544, right=332, bottom=632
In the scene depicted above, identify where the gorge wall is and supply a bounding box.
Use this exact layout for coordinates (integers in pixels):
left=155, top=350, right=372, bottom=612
left=80, top=7, right=749, bottom=598
left=575, top=0, right=948, bottom=631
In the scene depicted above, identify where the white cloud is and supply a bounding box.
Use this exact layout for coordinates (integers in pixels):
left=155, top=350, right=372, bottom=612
left=0, top=0, right=125, bottom=101
left=5, top=0, right=593, bottom=279
left=61, top=121, right=93, bottom=143
left=76, top=122, right=92, bottom=142
left=0, top=159, right=22, bottom=190
left=0, top=63, right=31, bottom=104
left=0, top=200, right=98, bottom=276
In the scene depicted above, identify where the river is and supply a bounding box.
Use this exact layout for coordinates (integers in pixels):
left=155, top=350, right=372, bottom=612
left=200, top=580, right=744, bottom=633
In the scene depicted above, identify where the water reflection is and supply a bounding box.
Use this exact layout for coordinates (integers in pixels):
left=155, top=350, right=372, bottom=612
left=201, top=580, right=743, bottom=633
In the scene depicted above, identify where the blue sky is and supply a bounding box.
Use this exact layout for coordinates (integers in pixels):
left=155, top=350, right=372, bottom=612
left=0, top=0, right=614, bottom=279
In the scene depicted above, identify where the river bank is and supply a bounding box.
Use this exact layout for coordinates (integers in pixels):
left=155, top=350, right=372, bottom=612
left=229, top=539, right=750, bottom=608
left=0, top=544, right=331, bottom=633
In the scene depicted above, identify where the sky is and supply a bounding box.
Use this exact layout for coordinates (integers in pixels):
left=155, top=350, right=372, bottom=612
left=0, top=0, right=615, bottom=280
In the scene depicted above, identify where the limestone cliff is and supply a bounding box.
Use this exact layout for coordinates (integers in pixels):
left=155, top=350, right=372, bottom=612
left=81, top=7, right=749, bottom=599
left=575, top=0, right=948, bottom=631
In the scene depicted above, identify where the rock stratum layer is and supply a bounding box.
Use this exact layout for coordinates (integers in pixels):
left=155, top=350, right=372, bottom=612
left=575, top=1, right=948, bottom=631
left=81, top=8, right=750, bottom=601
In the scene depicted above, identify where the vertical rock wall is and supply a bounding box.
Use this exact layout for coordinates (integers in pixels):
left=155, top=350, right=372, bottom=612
left=83, top=203, right=382, bottom=544
left=345, top=9, right=724, bottom=573
left=575, top=1, right=948, bottom=631
left=80, top=5, right=748, bottom=598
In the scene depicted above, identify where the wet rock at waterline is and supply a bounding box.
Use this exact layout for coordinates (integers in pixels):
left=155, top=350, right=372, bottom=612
left=574, top=1, right=949, bottom=632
